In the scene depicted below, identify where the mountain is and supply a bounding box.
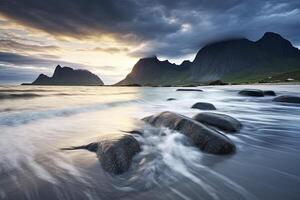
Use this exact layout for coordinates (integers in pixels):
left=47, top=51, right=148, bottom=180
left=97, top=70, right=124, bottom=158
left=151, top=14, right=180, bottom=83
left=117, top=56, right=191, bottom=86
left=23, top=65, right=104, bottom=86
left=116, top=32, right=300, bottom=85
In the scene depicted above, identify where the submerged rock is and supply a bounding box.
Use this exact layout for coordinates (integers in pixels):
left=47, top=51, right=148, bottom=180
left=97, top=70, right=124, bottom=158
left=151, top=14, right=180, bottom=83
left=176, top=89, right=203, bottom=92
left=191, top=102, right=216, bottom=110
left=273, top=95, right=300, bottom=103
left=143, top=111, right=235, bottom=154
left=62, top=134, right=141, bottom=174
left=238, top=89, right=264, bottom=97
left=167, top=98, right=176, bottom=101
left=263, top=90, right=276, bottom=96
left=193, top=112, right=242, bottom=133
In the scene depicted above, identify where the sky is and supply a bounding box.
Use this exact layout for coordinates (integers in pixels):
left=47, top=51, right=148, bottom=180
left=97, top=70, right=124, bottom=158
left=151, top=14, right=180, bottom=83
left=0, top=0, right=300, bottom=85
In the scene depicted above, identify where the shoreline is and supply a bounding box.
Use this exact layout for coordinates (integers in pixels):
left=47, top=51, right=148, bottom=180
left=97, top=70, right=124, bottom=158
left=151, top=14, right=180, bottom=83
left=0, top=81, right=300, bottom=88
left=11, top=81, right=300, bottom=87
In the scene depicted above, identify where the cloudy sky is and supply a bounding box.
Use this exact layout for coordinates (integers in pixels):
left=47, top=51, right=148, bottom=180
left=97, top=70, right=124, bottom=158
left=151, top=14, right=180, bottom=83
left=0, top=0, right=299, bottom=84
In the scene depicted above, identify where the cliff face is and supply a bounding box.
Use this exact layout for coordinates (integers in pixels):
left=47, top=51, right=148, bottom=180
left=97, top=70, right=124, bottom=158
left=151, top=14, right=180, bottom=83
left=27, top=65, right=104, bottom=86
left=117, top=32, right=300, bottom=85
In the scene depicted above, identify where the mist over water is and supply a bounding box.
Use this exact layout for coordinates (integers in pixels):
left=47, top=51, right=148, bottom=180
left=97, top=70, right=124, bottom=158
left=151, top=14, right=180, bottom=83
left=0, top=85, right=300, bottom=200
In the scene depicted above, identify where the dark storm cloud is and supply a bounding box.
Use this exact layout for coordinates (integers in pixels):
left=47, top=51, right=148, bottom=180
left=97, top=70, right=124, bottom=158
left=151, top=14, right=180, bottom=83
left=0, top=64, right=38, bottom=83
left=0, top=52, right=55, bottom=66
left=0, top=39, right=60, bottom=52
left=0, top=51, right=89, bottom=69
left=0, top=0, right=180, bottom=40
left=0, top=0, right=300, bottom=58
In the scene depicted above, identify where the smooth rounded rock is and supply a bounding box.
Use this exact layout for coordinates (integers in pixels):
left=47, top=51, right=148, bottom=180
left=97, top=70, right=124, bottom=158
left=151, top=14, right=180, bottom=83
left=263, top=90, right=276, bottom=96
left=191, top=102, right=216, bottom=110
left=143, top=111, right=235, bottom=154
left=208, top=80, right=228, bottom=85
left=193, top=112, right=242, bottom=133
left=167, top=98, right=176, bottom=101
left=62, top=134, right=141, bottom=174
left=273, top=95, right=300, bottom=104
left=176, top=89, right=203, bottom=92
left=238, top=89, right=264, bottom=97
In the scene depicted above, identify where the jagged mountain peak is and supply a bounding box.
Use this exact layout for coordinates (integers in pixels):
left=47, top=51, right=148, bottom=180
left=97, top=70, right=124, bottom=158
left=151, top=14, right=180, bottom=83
left=260, top=32, right=285, bottom=40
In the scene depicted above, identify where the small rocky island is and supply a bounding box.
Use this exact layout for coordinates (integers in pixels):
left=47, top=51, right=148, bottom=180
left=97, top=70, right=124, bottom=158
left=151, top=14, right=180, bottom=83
left=22, top=65, right=104, bottom=86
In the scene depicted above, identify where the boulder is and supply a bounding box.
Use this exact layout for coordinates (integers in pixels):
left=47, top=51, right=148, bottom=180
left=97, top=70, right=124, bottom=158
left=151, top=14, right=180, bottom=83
left=167, top=98, right=176, bottom=101
left=176, top=89, right=203, bottom=92
left=143, top=111, right=235, bottom=154
left=62, top=134, right=141, bottom=174
left=273, top=95, right=300, bottom=104
left=238, top=89, right=264, bottom=97
left=208, top=80, right=228, bottom=85
left=193, top=112, right=242, bottom=133
left=191, top=102, right=216, bottom=110
left=263, top=90, right=276, bottom=96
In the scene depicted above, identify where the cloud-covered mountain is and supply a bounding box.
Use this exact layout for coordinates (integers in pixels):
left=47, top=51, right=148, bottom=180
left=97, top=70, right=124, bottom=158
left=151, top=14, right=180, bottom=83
left=116, top=32, right=300, bottom=85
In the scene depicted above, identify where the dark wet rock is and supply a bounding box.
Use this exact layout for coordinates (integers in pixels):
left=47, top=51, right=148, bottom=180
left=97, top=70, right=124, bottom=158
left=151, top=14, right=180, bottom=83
left=193, top=112, right=242, bottom=133
left=208, top=80, right=228, bottom=85
left=167, top=98, right=176, bottom=101
left=238, top=89, right=264, bottom=97
left=62, top=134, right=141, bottom=174
left=191, top=102, right=216, bottom=110
left=263, top=90, right=276, bottom=96
left=176, top=89, right=203, bottom=92
left=273, top=95, right=300, bottom=103
left=143, top=111, right=235, bottom=154
left=124, top=83, right=142, bottom=87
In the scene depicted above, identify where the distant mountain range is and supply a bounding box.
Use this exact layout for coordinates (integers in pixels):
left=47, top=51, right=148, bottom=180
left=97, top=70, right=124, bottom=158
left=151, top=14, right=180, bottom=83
left=117, top=32, right=300, bottom=86
left=22, top=65, right=104, bottom=86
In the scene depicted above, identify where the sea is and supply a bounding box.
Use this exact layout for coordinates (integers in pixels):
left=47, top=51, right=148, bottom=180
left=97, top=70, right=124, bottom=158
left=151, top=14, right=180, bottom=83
left=0, top=84, right=300, bottom=200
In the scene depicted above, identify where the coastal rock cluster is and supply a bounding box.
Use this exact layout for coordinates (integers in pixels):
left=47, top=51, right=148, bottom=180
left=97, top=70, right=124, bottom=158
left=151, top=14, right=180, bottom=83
left=143, top=111, right=236, bottom=154
left=63, top=87, right=300, bottom=174
left=238, top=89, right=276, bottom=97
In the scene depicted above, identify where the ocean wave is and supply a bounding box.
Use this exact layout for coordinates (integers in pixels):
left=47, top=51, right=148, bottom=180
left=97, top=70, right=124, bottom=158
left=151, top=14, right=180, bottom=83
left=0, top=89, right=56, bottom=93
left=0, top=99, right=138, bottom=126
left=0, top=92, right=86, bottom=100
left=0, top=93, right=42, bottom=100
left=111, top=125, right=257, bottom=200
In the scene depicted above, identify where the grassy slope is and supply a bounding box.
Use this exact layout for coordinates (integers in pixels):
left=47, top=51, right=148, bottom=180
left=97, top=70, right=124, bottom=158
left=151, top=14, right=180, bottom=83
left=222, top=58, right=300, bottom=83
left=259, top=70, right=300, bottom=82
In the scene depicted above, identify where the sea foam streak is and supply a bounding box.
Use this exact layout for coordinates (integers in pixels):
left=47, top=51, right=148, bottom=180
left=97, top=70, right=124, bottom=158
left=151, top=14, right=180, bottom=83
left=0, top=85, right=300, bottom=200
